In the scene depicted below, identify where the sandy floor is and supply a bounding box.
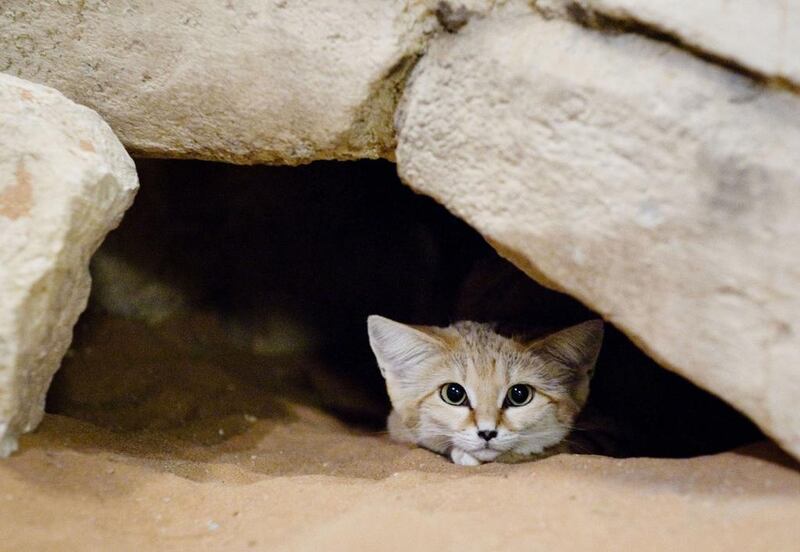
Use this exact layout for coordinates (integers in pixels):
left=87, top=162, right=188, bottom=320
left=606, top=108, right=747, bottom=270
left=2, top=412, right=800, bottom=551
left=2, top=315, right=800, bottom=551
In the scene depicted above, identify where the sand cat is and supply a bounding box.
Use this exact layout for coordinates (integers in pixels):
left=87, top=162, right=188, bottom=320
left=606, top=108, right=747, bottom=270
left=367, top=316, right=603, bottom=465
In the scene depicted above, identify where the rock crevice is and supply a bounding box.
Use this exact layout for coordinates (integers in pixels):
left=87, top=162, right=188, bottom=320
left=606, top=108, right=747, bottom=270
left=531, top=0, right=800, bottom=91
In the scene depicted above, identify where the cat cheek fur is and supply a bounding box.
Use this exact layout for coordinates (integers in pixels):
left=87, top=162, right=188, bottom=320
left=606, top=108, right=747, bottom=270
left=421, top=398, right=472, bottom=452
left=388, top=396, right=466, bottom=455
left=499, top=400, right=563, bottom=453
left=510, top=408, right=572, bottom=455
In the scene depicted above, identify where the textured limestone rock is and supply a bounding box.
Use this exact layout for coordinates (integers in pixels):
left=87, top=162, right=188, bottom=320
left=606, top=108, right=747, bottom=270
left=536, top=0, right=800, bottom=88
left=0, top=0, right=441, bottom=164
left=2, top=0, right=798, bottom=163
left=0, top=73, right=138, bottom=455
left=396, top=11, right=800, bottom=458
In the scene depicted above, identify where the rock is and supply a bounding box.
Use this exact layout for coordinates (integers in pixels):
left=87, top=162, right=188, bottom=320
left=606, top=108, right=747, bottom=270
left=3, top=0, right=796, bottom=158
left=396, top=10, right=800, bottom=458
left=0, top=0, right=441, bottom=164
left=0, top=73, right=138, bottom=456
left=536, top=0, right=800, bottom=88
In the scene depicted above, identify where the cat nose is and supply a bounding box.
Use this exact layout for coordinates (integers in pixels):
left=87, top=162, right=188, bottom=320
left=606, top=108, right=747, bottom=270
left=477, top=429, right=498, bottom=442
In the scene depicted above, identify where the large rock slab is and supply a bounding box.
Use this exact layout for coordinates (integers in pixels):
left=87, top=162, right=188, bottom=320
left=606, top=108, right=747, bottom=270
left=0, top=73, right=138, bottom=455
left=0, top=0, right=438, bottom=164
left=538, top=0, right=800, bottom=88
left=396, top=10, right=800, bottom=458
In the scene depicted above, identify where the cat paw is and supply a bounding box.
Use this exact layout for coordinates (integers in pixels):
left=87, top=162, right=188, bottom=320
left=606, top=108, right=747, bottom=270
left=450, top=448, right=482, bottom=466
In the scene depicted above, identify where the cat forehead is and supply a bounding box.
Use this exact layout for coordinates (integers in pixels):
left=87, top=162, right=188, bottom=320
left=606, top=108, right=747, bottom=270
left=450, top=321, right=509, bottom=347
left=446, top=322, right=534, bottom=372
left=450, top=322, right=520, bottom=357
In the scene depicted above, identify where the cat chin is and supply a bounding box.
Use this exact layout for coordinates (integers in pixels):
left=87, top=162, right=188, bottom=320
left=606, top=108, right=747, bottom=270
left=468, top=448, right=503, bottom=462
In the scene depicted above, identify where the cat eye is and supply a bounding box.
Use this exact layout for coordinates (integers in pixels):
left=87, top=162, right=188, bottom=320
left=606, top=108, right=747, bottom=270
left=440, top=383, right=468, bottom=406
left=505, top=384, right=534, bottom=407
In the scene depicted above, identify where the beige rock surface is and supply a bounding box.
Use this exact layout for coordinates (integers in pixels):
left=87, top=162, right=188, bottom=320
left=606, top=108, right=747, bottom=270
left=396, top=11, right=800, bottom=459
left=539, top=0, right=800, bottom=88
left=0, top=73, right=137, bottom=456
left=0, top=0, right=438, bottom=164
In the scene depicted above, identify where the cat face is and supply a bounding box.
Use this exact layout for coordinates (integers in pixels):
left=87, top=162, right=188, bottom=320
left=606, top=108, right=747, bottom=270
left=367, top=317, right=603, bottom=464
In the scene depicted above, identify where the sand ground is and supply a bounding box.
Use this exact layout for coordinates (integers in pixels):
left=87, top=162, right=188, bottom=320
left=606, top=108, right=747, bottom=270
left=2, top=412, right=800, bottom=551
left=2, top=315, right=799, bottom=551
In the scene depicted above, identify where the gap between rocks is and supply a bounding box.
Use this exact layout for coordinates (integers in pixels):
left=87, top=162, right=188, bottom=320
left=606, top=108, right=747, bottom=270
left=45, top=158, right=763, bottom=460
left=528, top=0, right=800, bottom=94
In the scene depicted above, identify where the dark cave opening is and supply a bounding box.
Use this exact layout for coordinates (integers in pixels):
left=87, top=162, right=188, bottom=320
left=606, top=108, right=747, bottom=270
left=46, top=158, right=761, bottom=458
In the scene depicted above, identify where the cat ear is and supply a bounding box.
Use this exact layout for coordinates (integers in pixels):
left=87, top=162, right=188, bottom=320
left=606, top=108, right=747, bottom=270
left=367, top=315, right=447, bottom=380
left=528, top=320, right=603, bottom=410
left=536, top=319, right=604, bottom=379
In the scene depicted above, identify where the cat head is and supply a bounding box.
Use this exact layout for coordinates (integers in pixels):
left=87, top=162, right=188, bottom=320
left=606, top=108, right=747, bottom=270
left=367, top=316, right=603, bottom=462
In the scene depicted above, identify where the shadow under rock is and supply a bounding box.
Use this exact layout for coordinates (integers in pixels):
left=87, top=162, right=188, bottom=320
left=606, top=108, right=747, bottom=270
left=46, top=313, right=306, bottom=443
left=35, top=311, right=440, bottom=482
